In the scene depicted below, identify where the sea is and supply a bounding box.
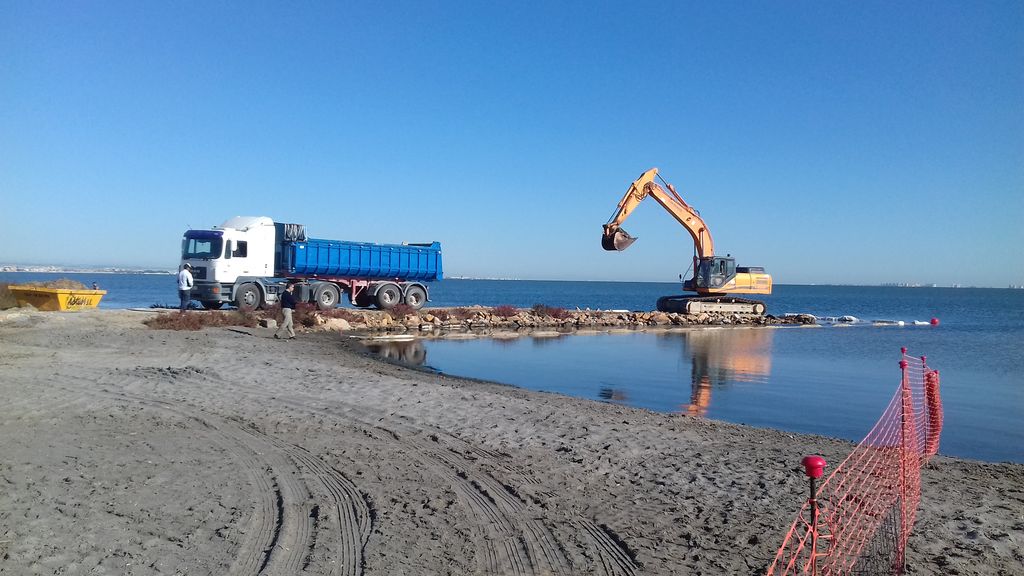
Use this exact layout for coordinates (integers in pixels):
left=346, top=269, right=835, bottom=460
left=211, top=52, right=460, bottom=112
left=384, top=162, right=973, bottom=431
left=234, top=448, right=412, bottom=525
left=3, top=272, right=1022, bottom=464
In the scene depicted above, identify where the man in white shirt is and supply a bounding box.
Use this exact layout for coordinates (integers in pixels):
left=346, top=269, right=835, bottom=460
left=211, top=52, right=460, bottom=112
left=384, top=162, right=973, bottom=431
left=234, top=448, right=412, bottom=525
left=177, top=264, right=194, bottom=312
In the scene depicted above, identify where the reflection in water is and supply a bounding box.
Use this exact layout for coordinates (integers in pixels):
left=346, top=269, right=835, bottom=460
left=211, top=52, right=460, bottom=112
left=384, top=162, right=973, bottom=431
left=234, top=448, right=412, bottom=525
left=363, top=339, right=428, bottom=366
left=530, top=333, right=568, bottom=347
left=366, top=328, right=774, bottom=417
left=598, top=387, right=628, bottom=402
left=670, top=328, right=774, bottom=416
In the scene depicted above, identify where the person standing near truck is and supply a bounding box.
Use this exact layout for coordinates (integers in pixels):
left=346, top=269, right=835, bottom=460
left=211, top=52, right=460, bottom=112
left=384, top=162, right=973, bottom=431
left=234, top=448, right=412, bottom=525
left=275, top=282, right=297, bottom=339
left=177, top=263, right=193, bottom=312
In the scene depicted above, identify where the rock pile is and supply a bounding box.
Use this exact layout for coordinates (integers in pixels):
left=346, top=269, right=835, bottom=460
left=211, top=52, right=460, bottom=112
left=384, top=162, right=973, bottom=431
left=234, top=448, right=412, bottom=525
left=308, top=306, right=815, bottom=334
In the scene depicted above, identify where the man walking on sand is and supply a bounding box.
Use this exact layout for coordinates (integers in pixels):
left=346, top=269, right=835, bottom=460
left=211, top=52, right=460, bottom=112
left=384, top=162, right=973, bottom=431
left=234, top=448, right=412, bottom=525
left=177, top=264, right=193, bottom=312
left=275, top=282, right=297, bottom=339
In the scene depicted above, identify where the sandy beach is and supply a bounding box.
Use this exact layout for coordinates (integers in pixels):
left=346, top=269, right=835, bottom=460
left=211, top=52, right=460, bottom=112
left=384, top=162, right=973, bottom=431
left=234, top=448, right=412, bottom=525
left=0, top=309, right=1020, bottom=575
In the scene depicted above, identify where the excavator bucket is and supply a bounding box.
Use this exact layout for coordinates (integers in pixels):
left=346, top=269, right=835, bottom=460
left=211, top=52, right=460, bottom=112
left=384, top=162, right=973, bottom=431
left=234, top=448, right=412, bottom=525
left=602, top=228, right=637, bottom=251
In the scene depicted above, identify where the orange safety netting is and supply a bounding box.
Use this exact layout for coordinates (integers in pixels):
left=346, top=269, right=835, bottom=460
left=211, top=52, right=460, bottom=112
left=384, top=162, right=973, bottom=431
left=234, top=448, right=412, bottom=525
left=766, top=348, right=943, bottom=576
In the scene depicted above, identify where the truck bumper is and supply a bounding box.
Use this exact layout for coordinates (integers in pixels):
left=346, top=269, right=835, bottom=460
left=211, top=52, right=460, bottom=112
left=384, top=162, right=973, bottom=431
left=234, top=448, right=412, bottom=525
left=191, top=282, right=234, bottom=303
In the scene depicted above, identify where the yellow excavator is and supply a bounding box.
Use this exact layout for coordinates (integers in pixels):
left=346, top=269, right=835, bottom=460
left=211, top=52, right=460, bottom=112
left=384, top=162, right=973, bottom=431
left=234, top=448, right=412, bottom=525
left=602, top=168, right=772, bottom=315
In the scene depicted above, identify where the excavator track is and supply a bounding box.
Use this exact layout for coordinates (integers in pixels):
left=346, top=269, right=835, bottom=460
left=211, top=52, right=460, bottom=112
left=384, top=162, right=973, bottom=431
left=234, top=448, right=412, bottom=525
left=656, top=295, right=767, bottom=316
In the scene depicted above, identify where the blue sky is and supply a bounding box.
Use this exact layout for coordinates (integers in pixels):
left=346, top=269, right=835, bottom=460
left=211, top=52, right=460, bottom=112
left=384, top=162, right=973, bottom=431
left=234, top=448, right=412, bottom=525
left=2, top=2, right=1021, bottom=286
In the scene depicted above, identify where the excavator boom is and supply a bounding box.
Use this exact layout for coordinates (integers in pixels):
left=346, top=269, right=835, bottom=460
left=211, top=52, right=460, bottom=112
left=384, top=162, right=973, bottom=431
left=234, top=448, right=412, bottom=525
left=602, top=168, right=714, bottom=257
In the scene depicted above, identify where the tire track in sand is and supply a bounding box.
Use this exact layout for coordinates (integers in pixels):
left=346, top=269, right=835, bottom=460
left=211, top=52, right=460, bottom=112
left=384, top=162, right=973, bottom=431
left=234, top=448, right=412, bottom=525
left=89, top=359, right=636, bottom=576
left=199, top=365, right=640, bottom=576
left=234, top=425, right=373, bottom=576
left=59, top=365, right=373, bottom=576
left=383, top=425, right=642, bottom=576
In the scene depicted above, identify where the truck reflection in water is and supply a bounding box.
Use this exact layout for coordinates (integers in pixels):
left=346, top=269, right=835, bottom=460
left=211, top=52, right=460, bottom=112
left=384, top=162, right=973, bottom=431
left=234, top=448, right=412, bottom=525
left=362, top=339, right=427, bottom=366
left=598, top=387, right=628, bottom=402
left=670, top=328, right=774, bottom=416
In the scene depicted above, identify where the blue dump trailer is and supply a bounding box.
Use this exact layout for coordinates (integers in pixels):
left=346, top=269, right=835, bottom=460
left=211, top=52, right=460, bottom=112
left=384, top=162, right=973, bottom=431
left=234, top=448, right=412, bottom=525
left=283, top=239, right=442, bottom=282
left=180, top=216, right=442, bottom=311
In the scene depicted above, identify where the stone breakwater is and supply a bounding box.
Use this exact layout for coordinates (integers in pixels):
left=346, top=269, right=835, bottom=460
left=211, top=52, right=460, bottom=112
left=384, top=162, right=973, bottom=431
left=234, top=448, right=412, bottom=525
left=303, top=306, right=818, bottom=333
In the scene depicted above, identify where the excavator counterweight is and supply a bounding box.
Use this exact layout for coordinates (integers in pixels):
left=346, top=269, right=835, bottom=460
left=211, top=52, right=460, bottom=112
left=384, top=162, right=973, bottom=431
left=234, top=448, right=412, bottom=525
left=602, top=168, right=772, bottom=315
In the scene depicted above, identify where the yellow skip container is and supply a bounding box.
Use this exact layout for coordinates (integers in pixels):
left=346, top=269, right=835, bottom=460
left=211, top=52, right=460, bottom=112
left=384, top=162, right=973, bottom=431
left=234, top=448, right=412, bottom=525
left=8, top=286, right=107, bottom=311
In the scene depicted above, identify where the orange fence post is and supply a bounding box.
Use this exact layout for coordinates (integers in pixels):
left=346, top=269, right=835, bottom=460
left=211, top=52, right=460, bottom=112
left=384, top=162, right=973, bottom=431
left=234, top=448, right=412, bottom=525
left=898, top=356, right=913, bottom=574
left=924, top=370, right=942, bottom=458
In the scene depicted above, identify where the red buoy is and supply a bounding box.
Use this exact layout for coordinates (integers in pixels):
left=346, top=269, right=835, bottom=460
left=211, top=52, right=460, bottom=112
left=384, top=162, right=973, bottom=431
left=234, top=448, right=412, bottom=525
left=930, top=317, right=940, bottom=326
left=802, top=455, right=827, bottom=479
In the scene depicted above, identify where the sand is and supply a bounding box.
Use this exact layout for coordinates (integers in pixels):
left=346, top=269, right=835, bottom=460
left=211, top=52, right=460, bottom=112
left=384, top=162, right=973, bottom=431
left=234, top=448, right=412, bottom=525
left=0, top=309, right=1020, bottom=575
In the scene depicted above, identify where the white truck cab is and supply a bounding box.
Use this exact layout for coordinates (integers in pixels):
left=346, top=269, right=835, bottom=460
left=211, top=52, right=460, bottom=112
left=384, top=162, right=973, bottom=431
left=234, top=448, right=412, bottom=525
left=181, top=216, right=280, bottom=309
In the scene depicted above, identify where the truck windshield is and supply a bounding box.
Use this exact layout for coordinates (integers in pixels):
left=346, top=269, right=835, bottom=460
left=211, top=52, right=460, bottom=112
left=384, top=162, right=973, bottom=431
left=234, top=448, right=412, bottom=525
left=182, top=237, right=223, bottom=259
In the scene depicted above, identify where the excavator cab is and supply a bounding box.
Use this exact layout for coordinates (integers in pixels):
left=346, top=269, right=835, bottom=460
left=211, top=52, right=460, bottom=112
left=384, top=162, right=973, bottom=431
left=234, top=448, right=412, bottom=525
left=685, top=256, right=737, bottom=292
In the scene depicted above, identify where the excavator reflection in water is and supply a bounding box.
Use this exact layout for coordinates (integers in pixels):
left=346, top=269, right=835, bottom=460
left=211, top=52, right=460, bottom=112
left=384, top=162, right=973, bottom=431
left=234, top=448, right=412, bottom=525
left=678, top=328, right=774, bottom=416
left=597, top=328, right=775, bottom=415
left=364, top=328, right=774, bottom=417
left=577, top=325, right=774, bottom=409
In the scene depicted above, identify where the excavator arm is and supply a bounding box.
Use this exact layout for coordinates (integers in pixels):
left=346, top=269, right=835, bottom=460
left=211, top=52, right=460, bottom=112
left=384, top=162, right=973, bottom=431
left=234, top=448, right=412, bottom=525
left=602, top=167, right=714, bottom=258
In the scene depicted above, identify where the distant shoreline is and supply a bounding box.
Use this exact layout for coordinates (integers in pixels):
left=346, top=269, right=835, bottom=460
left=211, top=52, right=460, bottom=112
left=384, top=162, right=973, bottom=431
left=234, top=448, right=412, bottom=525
left=0, top=268, right=173, bottom=275
left=1, top=269, right=1018, bottom=288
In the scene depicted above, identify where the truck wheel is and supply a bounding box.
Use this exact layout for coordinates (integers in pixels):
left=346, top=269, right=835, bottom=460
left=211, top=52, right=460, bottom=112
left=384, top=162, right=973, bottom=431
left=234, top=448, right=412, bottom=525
left=314, top=284, right=340, bottom=310
left=235, top=283, right=260, bottom=312
left=403, top=285, right=427, bottom=310
left=201, top=301, right=224, bottom=310
left=375, top=283, right=401, bottom=310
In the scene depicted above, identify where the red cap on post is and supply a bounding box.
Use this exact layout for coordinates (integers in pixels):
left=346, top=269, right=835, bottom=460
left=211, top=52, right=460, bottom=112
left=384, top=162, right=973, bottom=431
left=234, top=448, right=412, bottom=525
left=802, top=455, right=827, bottom=479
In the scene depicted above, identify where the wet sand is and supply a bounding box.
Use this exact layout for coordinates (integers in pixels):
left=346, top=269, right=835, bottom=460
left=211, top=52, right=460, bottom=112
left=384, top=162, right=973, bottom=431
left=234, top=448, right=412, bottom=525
left=0, top=309, right=1020, bottom=575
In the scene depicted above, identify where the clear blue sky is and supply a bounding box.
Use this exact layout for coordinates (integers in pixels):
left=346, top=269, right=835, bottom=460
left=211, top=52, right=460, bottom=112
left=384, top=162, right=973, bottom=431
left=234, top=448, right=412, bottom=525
left=2, top=2, right=1021, bottom=286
